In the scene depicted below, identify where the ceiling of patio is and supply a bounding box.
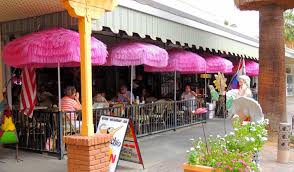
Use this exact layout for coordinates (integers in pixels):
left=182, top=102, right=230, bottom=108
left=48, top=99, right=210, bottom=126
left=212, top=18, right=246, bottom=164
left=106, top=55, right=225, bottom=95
left=0, top=0, right=64, bottom=22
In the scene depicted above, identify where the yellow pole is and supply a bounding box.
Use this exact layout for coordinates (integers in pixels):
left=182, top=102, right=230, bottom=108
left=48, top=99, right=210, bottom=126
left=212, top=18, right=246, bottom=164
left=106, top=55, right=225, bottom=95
left=63, top=0, right=117, bottom=137
left=79, top=16, right=94, bottom=136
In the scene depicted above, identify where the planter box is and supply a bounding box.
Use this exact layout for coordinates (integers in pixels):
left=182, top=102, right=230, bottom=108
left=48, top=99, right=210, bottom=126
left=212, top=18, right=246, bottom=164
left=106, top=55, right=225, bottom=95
left=183, top=163, right=222, bottom=172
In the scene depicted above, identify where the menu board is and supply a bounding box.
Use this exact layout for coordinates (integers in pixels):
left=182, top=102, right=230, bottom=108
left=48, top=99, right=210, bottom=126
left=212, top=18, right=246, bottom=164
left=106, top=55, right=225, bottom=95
left=96, top=116, right=129, bottom=172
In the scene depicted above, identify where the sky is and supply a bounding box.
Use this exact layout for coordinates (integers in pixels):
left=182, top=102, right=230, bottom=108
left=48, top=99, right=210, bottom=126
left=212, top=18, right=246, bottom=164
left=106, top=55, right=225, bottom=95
left=172, top=0, right=260, bottom=37
left=132, top=0, right=260, bottom=37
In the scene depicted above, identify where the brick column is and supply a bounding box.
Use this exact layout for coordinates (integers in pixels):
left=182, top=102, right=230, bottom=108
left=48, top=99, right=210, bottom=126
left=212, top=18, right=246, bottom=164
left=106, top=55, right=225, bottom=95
left=64, top=134, right=111, bottom=172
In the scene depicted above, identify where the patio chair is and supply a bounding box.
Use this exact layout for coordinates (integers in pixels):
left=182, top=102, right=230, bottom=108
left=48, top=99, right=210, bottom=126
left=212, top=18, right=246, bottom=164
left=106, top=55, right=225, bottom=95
left=149, top=100, right=167, bottom=130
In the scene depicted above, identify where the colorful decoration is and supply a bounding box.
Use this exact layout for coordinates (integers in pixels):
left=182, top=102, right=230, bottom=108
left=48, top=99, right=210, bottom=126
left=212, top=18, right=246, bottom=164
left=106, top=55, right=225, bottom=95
left=0, top=108, right=18, bottom=144
left=208, top=85, right=219, bottom=101
left=213, top=72, right=227, bottom=95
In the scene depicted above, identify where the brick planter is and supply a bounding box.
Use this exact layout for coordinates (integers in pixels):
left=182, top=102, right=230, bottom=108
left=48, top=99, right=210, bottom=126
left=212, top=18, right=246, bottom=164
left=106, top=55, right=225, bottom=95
left=64, top=134, right=112, bottom=172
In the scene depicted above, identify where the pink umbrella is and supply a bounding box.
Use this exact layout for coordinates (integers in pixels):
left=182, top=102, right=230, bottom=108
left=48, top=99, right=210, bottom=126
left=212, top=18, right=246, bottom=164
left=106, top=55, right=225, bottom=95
left=145, top=49, right=206, bottom=101
left=107, top=41, right=168, bottom=67
left=2, top=28, right=108, bottom=110
left=205, top=55, right=233, bottom=73
left=144, top=49, right=206, bottom=73
left=245, top=60, right=259, bottom=76
left=232, top=60, right=259, bottom=76
left=3, top=27, right=107, bottom=68
left=107, top=41, right=168, bottom=103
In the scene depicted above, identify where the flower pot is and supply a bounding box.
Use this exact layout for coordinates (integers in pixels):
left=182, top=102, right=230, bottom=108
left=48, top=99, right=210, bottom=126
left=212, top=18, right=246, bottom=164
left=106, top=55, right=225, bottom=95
left=183, top=163, right=222, bottom=172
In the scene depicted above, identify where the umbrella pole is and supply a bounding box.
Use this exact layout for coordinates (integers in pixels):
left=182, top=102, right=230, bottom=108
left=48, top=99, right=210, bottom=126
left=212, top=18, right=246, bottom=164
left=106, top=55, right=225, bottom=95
left=130, top=66, right=134, bottom=104
left=204, top=77, right=207, bottom=98
left=58, top=63, right=61, bottom=111
left=174, top=71, right=177, bottom=101
left=174, top=71, right=177, bottom=130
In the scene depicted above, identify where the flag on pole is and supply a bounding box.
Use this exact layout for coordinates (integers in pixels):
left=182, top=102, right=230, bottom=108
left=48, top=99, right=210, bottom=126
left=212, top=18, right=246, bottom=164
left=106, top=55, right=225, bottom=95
left=20, top=68, right=37, bottom=117
left=230, top=58, right=246, bottom=89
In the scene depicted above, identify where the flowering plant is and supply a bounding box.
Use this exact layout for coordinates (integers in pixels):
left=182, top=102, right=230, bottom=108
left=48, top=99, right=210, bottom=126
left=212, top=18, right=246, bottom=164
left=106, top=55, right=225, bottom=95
left=186, top=118, right=268, bottom=172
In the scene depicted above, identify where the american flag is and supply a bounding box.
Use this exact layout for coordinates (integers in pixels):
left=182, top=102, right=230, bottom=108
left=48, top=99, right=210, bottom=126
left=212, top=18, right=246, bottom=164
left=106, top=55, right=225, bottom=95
left=20, top=68, right=37, bottom=117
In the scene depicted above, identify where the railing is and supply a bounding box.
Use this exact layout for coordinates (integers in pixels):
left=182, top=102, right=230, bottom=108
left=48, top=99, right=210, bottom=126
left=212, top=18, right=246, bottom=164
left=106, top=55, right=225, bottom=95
left=11, top=99, right=206, bottom=159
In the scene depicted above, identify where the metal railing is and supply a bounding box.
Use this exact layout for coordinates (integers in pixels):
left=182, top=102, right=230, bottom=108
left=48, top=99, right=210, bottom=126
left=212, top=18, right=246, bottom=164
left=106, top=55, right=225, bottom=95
left=11, top=99, right=206, bottom=159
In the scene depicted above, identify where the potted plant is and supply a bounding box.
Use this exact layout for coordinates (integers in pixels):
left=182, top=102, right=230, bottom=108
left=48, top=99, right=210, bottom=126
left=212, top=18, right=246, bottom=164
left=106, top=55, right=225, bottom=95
left=184, top=118, right=268, bottom=172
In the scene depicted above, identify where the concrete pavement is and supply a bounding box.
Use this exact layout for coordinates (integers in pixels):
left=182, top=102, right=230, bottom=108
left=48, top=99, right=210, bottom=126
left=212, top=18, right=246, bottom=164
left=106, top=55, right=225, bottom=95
left=0, top=97, right=294, bottom=172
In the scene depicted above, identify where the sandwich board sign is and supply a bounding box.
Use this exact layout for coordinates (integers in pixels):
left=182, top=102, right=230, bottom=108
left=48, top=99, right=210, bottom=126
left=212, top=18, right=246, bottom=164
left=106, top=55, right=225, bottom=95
left=96, top=116, right=129, bottom=172
left=119, top=120, right=144, bottom=168
left=96, top=116, right=144, bottom=171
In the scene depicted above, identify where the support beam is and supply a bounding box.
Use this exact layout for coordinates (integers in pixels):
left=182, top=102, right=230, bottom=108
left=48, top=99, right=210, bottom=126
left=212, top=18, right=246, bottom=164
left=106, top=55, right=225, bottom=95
left=79, top=16, right=94, bottom=136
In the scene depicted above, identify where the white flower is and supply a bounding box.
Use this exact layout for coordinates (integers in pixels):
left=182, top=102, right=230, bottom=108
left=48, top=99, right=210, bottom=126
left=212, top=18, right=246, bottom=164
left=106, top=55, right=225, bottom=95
left=245, top=137, right=250, bottom=141
left=229, top=132, right=235, bottom=135
left=261, top=137, right=268, bottom=142
left=190, top=138, right=194, bottom=141
left=264, top=119, right=269, bottom=124
left=190, top=147, right=195, bottom=151
left=221, top=138, right=225, bottom=141
left=253, top=148, right=257, bottom=151
left=186, top=150, right=190, bottom=153
left=250, top=137, right=255, bottom=142
left=250, top=127, right=256, bottom=131
left=234, top=128, right=239, bottom=131
left=257, top=134, right=262, bottom=138
left=196, top=145, right=200, bottom=149
left=199, top=137, right=202, bottom=140
left=251, top=122, right=256, bottom=125
left=217, top=135, right=221, bottom=138
left=209, top=135, right=213, bottom=137
left=224, top=134, right=228, bottom=137
left=227, top=141, right=230, bottom=143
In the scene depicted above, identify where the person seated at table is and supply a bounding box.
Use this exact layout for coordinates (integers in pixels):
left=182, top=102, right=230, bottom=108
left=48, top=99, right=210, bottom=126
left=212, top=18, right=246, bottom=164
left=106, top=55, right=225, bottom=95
left=133, top=74, right=145, bottom=97
left=116, top=85, right=134, bottom=104
left=142, top=88, right=157, bottom=103
left=93, top=91, right=109, bottom=109
left=61, top=86, right=82, bottom=131
left=37, top=85, right=55, bottom=108
left=181, top=84, right=198, bottom=100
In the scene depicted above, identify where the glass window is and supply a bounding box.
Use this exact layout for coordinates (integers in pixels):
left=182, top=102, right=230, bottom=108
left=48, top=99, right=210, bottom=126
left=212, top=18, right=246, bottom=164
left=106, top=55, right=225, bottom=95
left=287, top=74, right=294, bottom=96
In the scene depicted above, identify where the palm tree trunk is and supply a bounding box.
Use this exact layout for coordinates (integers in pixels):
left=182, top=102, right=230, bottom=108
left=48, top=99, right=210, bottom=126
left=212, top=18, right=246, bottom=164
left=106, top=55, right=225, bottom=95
left=258, top=5, right=287, bottom=136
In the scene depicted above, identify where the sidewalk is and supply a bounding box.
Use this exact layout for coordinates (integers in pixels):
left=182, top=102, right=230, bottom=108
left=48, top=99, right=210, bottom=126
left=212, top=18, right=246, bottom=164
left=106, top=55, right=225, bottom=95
left=0, top=119, right=293, bottom=172
left=260, top=142, right=294, bottom=172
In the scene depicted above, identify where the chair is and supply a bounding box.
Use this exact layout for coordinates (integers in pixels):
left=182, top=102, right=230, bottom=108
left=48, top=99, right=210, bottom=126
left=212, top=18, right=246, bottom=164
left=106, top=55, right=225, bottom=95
left=149, top=100, right=167, bottom=130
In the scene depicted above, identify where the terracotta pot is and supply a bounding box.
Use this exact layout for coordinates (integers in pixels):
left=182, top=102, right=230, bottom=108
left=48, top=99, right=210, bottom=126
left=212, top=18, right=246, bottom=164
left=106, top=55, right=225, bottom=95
left=182, top=163, right=222, bottom=172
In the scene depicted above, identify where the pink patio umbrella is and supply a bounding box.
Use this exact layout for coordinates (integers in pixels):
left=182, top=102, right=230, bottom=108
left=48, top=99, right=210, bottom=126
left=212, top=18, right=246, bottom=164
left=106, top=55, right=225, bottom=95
left=145, top=49, right=207, bottom=101
left=107, top=41, right=169, bottom=103
left=232, top=59, right=259, bottom=76
left=204, top=55, right=233, bottom=74
left=3, top=28, right=107, bottom=68
left=2, top=27, right=108, bottom=110
left=244, top=60, right=259, bottom=76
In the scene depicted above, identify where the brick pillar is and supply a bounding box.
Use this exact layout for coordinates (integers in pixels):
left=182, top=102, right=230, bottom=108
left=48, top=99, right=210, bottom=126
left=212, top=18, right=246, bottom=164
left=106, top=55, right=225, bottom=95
left=64, top=134, right=111, bottom=172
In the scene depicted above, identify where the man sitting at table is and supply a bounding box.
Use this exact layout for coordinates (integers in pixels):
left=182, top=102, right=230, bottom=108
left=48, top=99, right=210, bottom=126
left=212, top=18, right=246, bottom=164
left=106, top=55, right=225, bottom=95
left=116, top=85, right=134, bottom=104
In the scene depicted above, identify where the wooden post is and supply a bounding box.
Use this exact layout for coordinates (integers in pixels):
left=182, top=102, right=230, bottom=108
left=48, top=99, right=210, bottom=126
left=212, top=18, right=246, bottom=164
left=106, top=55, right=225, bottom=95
left=63, top=0, right=117, bottom=136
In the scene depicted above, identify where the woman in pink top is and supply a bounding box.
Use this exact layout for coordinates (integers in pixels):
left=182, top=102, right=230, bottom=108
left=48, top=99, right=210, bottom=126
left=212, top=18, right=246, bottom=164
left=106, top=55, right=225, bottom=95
left=61, top=86, right=82, bottom=130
